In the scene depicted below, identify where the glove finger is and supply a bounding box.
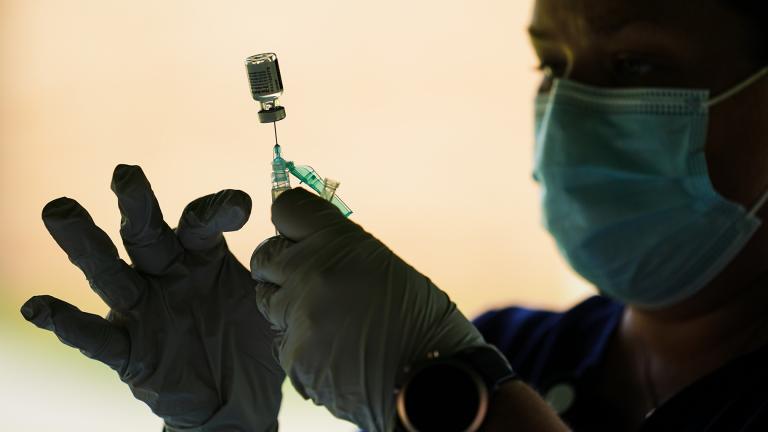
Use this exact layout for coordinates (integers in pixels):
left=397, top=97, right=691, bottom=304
left=21, top=295, right=130, bottom=374
left=111, top=164, right=184, bottom=275
left=42, top=198, right=146, bottom=311
left=271, top=187, right=348, bottom=242
left=176, top=189, right=252, bottom=253
left=251, top=236, right=298, bottom=328
left=252, top=280, right=285, bottom=329
left=250, top=235, right=296, bottom=286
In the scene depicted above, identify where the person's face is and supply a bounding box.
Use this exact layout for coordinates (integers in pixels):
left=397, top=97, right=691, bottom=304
left=528, top=0, right=768, bottom=212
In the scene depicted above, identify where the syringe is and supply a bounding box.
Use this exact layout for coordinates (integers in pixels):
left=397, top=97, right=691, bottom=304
left=245, top=52, right=353, bottom=216
left=270, top=143, right=291, bottom=201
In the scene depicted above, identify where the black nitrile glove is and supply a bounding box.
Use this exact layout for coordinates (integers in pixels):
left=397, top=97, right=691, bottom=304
left=251, top=188, right=492, bottom=431
left=21, top=164, right=285, bottom=431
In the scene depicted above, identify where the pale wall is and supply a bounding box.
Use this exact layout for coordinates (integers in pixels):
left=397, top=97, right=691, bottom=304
left=0, top=1, right=593, bottom=430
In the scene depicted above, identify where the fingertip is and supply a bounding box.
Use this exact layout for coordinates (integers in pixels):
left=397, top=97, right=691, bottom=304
left=42, top=198, right=92, bottom=239
left=271, top=187, right=315, bottom=209
left=250, top=235, right=293, bottom=282
left=214, top=189, right=252, bottom=231
left=219, top=189, right=253, bottom=231
left=270, top=187, right=346, bottom=241
left=113, top=163, right=141, bottom=176
left=20, top=302, right=35, bottom=321
left=21, top=295, right=54, bottom=330
left=176, top=190, right=251, bottom=252
left=230, top=189, right=253, bottom=213
left=182, top=189, right=252, bottom=232
left=42, top=197, right=80, bottom=219
left=111, top=164, right=148, bottom=194
left=113, top=163, right=138, bottom=174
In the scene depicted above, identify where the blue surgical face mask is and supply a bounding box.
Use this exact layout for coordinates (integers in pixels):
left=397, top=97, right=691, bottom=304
left=533, top=67, right=768, bottom=309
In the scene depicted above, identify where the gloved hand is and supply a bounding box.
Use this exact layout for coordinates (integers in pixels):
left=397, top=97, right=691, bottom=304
left=250, top=188, right=490, bottom=431
left=20, top=165, right=285, bottom=431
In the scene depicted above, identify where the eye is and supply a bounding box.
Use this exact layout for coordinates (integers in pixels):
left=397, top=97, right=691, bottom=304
left=535, top=62, right=568, bottom=78
left=535, top=64, right=564, bottom=94
left=612, top=55, right=655, bottom=78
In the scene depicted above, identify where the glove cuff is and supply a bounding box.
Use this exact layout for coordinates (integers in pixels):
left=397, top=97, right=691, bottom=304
left=163, top=423, right=279, bottom=432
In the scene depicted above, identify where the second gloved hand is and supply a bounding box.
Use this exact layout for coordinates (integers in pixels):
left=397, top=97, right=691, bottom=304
left=21, top=165, right=285, bottom=431
left=250, top=188, right=490, bottom=431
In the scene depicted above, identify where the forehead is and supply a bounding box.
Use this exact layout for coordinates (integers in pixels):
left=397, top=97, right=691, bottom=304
left=530, top=0, right=712, bottom=36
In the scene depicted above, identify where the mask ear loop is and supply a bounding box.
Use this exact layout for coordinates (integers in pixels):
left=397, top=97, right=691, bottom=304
left=707, top=66, right=768, bottom=218
left=534, top=80, right=560, bottom=147
left=707, top=67, right=768, bottom=107
left=748, top=187, right=768, bottom=218
left=532, top=79, right=561, bottom=182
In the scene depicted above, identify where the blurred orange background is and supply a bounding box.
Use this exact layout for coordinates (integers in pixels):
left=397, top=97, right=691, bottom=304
left=0, top=0, right=592, bottom=430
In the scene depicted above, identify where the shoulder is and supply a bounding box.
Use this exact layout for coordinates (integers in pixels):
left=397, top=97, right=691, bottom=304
left=472, top=296, right=623, bottom=389
left=474, top=297, right=768, bottom=431
left=643, top=340, right=768, bottom=431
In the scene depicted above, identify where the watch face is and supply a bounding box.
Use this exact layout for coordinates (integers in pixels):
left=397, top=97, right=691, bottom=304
left=396, top=359, right=488, bottom=432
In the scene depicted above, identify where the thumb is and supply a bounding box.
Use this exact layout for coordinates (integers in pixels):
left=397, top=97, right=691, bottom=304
left=271, top=188, right=348, bottom=242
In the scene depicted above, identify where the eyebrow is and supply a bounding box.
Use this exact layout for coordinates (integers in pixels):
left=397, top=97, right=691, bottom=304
left=528, top=20, right=635, bottom=41
left=527, top=26, right=554, bottom=41
left=528, top=18, right=682, bottom=43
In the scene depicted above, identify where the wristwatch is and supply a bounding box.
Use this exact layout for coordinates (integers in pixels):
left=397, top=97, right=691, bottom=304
left=394, top=345, right=518, bottom=432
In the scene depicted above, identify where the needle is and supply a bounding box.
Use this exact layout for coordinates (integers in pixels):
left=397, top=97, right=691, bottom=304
left=272, top=121, right=281, bottom=237
left=273, top=121, right=278, bottom=145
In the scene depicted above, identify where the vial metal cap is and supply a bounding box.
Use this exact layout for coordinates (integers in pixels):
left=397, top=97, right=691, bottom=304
left=258, top=106, right=286, bottom=123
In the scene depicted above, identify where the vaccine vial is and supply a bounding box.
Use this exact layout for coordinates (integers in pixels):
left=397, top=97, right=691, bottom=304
left=246, top=53, right=287, bottom=123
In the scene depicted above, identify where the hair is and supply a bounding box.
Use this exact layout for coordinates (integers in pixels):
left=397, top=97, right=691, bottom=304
left=724, top=0, right=768, bottom=63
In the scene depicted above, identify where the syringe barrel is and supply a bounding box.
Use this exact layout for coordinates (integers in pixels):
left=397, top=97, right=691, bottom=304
left=271, top=145, right=291, bottom=201
left=272, top=167, right=290, bottom=190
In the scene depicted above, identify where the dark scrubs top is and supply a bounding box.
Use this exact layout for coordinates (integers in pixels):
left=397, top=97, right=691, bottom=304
left=472, top=296, right=768, bottom=431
